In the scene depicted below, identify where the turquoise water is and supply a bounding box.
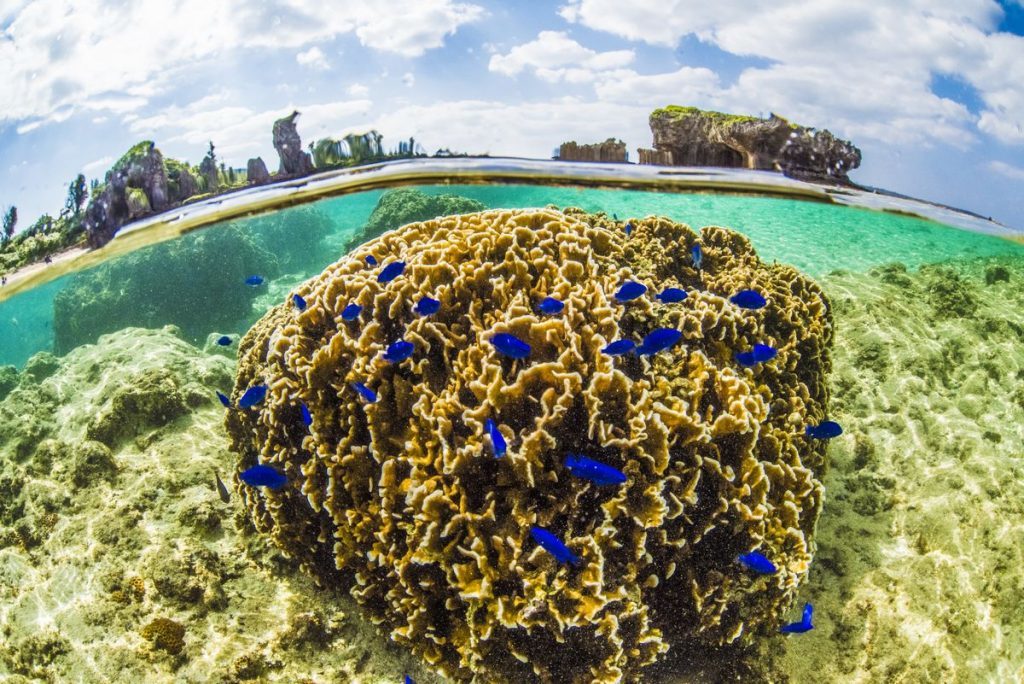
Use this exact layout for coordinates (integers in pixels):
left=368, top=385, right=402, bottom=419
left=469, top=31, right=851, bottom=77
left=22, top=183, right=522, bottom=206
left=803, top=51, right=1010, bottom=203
left=1, top=184, right=1020, bottom=368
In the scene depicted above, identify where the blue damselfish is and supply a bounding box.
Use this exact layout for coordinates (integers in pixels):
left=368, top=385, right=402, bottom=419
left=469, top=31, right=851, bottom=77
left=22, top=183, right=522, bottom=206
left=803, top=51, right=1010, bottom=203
left=730, top=289, right=767, bottom=310
left=530, top=526, right=580, bottom=565
left=378, top=261, right=406, bottom=283
left=565, top=454, right=626, bottom=486
left=485, top=419, right=506, bottom=458
left=383, top=340, right=414, bottom=363
left=738, top=551, right=777, bottom=574
left=636, top=328, right=682, bottom=355
left=538, top=297, right=564, bottom=314
left=238, top=385, right=268, bottom=409
left=240, top=464, right=287, bottom=489
left=491, top=333, right=531, bottom=359
left=602, top=339, right=636, bottom=356
left=614, top=281, right=647, bottom=302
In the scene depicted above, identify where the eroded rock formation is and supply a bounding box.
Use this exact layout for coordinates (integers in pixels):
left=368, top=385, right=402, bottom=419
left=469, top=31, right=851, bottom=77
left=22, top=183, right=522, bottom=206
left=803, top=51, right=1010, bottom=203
left=226, top=207, right=834, bottom=683
left=641, top=106, right=861, bottom=183
left=558, top=138, right=627, bottom=163
left=273, top=111, right=314, bottom=177
left=247, top=157, right=270, bottom=185
left=84, top=142, right=171, bottom=247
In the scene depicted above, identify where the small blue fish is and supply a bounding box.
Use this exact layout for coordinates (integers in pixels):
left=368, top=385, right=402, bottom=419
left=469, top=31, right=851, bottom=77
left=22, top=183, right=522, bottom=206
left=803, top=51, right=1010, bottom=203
left=780, top=603, right=814, bottom=634
left=736, top=343, right=778, bottom=367
left=300, top=403, right=312, bottom=427
left=806, top=420, right=843, bottom=440
left=415, top=296, right=441, bottom=316
left=730, top=289, right=767, bottom=310
left=366, top=255, right=378, bottom=266
left=245, top=275, right=265, bottom=287
left=216, top=335, right=232, bottom=346
left=491, top=333, right=531, bottom=359
left=293, top=294, right=307, bottom=311
left=238, top=384, right=268, bottom=409
left=404, top=677, right=414, bottom=684
left=602, top=339, right=636, bottom=356
left=240, top=464, right=287, bottom=489
left=691, top=243, right=703, bottom=270
left=655, top=288, right=687, bottom=303
left=538, top=297, right=564, bottom=315
left=216, top=391, right=231, bottom=408
left=612, top=213, right=619, bottom=221
left=625, top=221, right=633, bottom=236
left=614, top=281, right=647, bottom=302
left=341, top=303, right=363, bottom=321
left=738, top=551, right=778, bottom=575
left=530, top=526, right=579, bottom=566
left=352, top=382, right=377, bottom=403
left=378, top=261, right=406, bottom=283
left=565, top=454, right=626, bottom=486
left=485, top=419, right=506, bottom=458
left=636, top=328, right=682, bottom=356
left=383, top=340, right=414, bottom=363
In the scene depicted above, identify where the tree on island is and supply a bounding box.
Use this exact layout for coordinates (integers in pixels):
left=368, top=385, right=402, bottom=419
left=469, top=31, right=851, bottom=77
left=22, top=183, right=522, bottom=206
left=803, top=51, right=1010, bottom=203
left=2, top=206, right=16, bottom=242
left=64, top=174, right=87, bottom=219
left=199, top=141, right=219, bottom=192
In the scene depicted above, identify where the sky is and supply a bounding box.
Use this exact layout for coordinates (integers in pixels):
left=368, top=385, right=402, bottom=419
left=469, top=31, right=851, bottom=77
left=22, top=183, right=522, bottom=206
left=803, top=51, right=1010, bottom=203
left=1, top=0, right=1022, bottom=229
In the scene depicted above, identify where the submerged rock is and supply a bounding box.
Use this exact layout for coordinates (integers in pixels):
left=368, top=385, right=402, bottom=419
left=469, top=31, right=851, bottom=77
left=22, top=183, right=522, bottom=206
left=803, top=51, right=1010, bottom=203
left=54, top=206, right=332, bottom=354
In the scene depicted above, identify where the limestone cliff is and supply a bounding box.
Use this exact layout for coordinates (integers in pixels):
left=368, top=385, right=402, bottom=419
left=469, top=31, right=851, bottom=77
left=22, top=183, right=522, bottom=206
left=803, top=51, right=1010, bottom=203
left=640, top=106, right=861, bottom=183
left=272, top=111, right=314, bottom=177
left=84, top=142, right=173, bottom=248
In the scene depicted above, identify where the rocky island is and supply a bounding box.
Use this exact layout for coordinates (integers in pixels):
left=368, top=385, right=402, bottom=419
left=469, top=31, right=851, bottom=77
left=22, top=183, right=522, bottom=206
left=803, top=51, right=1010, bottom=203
left=637, top=106, right=862, bottom=184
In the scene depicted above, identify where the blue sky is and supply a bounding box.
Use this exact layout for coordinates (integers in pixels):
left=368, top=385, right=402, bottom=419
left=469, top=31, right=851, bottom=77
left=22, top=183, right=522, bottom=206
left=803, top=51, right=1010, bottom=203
left=1, top=0, right=1022, bottom=228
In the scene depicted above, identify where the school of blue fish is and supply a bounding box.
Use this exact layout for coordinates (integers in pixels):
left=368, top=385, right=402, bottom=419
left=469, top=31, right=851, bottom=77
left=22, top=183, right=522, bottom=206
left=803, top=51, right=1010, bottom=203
left=224, top=222, right=841, bottom=648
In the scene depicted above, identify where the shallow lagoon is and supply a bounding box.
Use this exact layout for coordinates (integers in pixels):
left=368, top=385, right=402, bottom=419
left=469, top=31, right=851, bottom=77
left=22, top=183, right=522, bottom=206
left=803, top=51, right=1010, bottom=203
left=1, top=173, right=1022, bottom=682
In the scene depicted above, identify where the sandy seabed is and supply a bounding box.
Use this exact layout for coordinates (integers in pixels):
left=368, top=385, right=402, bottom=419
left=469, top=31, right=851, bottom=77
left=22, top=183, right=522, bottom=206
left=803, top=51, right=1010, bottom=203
left=0, top=253, right=1021, bottom=683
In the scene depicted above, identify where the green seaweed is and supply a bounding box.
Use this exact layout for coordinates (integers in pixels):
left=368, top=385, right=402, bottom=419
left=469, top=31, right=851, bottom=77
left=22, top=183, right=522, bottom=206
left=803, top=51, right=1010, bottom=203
left=651, top=104, right=764, bottom=126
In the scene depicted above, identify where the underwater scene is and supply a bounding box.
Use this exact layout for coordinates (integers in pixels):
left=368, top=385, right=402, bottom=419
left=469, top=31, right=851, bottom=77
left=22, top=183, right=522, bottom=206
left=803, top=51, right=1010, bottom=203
left=1, top=178, right=1022, bottom=684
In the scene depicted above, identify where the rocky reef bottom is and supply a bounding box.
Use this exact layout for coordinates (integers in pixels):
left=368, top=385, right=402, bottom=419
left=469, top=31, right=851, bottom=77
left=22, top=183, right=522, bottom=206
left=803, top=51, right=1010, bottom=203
left=0, top=252, right=1022, bottom=683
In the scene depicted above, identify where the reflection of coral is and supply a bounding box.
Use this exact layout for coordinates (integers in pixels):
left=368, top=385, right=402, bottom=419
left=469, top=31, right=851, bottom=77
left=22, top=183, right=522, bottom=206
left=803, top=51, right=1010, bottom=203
left=227, top=208, right=833, bottom=682
left=141, top=617, right=186, bottom=655
left=344, top=187, right=485, bottom=253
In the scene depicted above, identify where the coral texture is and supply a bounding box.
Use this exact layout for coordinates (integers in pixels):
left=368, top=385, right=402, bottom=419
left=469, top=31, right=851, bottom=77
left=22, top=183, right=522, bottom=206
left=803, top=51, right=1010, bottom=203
left=226, top=208, right=833, bottom=682
left=141, top=617, right=186, bottom=655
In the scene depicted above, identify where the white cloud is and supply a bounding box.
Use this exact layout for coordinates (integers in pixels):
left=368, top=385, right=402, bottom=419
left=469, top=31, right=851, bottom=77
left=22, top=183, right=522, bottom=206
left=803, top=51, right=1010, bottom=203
left=366, top=98, right=650, bottom=159
left=560, top=0, right=1024, bottom=146
left=989, top=160, right=1024, bottom=181
left=81, top=155, right=113, bottom=174
left=128, top=97, right=373, bottom=162
left=0, top=0, right=483, bottom=127
left=296, top=46, right=330, bottom=70
left=347, top=83, right=370, bottom=97
left=594, top=66, right=719, bottom=105
left=402, top=72, right=415, bottom=88
left=489, top=31, right=634, bottom=83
